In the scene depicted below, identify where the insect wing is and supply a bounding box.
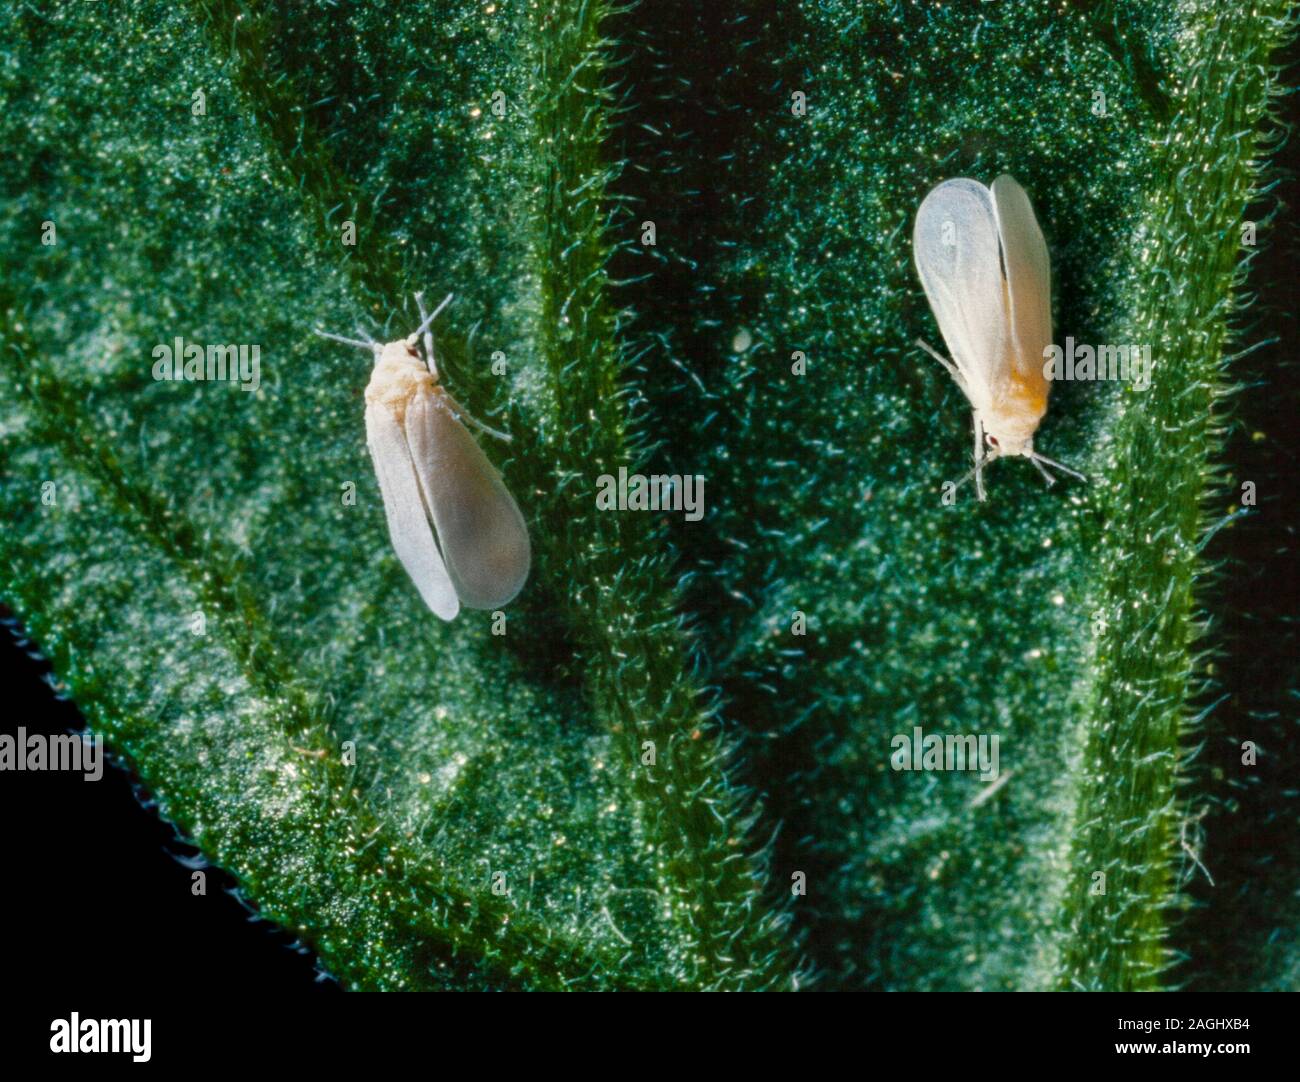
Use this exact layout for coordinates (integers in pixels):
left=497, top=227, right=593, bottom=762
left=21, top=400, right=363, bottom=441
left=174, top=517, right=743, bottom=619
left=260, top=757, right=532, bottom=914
left=365, top=400, right=460, bottom=620
left=405, top=391, right=531, bottom=611
left=913, top=177, right=1011, bottom=408
left=990, top=174, right=1053, bottom=383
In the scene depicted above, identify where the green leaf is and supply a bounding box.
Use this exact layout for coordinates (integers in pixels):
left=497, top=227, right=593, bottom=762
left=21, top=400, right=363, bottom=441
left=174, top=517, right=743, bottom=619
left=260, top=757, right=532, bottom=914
left=0, top=0, right=1293, bottom=990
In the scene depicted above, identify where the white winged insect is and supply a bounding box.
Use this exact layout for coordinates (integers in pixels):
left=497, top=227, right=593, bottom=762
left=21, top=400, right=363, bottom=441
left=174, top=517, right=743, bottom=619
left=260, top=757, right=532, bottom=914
left=315, top=293, right=530, bottom=620
left=913, top=173, right=1086, bottom=501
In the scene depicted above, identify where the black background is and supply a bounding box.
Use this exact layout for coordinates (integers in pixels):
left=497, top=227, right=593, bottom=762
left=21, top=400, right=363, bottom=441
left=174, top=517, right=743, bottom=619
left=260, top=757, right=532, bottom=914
left=0, top=617, right=335, bottom=996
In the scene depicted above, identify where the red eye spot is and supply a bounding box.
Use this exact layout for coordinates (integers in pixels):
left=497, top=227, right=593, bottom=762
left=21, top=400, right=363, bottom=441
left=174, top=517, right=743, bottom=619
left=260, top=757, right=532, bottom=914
left=988, top=435, right=1000, bottom=448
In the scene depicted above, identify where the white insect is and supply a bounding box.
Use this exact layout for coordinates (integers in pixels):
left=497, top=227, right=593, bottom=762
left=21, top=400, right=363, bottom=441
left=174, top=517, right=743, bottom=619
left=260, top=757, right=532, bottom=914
left=913, top=173, right=1086, bottom=501
left=316, top=292, right=530, bottom=620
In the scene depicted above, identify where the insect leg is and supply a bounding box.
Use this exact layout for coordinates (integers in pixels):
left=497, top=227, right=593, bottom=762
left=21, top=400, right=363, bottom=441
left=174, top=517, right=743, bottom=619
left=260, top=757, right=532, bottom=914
left=1031, top=451, right=1088, bottom=483
left=314, top=328, right=377, bottom=351
left=440, top=389, right=513, bottom=444
left=1030, top=455, right=1058, bottom=487
left=916, top=338, right=966, bottom=389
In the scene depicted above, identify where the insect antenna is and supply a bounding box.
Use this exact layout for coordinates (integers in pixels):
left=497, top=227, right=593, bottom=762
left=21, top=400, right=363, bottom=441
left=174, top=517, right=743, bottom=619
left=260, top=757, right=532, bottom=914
left=408, top=291, right=453, bottom=350
left=952, top=456, right=992, bottom=502
left=952, top=466, right=978, bottom=492
left=971, top=414, right=989, bottom=502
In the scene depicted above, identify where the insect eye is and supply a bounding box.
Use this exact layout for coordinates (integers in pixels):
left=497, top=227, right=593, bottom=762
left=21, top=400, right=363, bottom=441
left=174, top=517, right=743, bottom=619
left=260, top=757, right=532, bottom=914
left=987, top=435, right=1000, bottom=448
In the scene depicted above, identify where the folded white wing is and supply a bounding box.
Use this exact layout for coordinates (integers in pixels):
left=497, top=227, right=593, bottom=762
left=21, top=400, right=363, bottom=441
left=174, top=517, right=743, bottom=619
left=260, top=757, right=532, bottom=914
left=913, top=177, right=1011, bottom=410
left=365, top=400, right=460, bottom=620
left=405, top=391, right=531, bottom=611
left=990, top=174, right=1052, bottom=378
